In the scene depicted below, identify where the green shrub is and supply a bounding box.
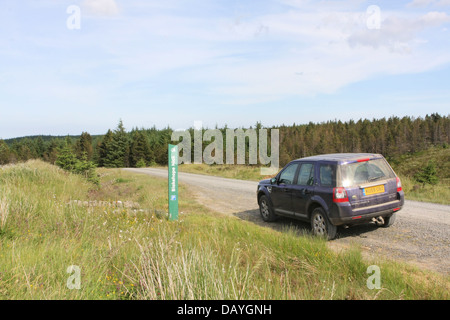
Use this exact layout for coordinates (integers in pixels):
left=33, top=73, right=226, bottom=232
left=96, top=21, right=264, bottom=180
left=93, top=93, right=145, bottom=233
left=414, top=161, right=439, bottom=186
left=136, top=158, right=147, bottom=168
left=56, top=146, right=99, bottom=186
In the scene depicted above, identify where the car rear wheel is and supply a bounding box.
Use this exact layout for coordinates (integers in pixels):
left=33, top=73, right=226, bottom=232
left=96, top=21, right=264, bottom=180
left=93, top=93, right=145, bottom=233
left=382, top=213, right=396, bottom=228
left=259, top=195, right=278, bottom=222
left=311, top=207, right=337, bottom=240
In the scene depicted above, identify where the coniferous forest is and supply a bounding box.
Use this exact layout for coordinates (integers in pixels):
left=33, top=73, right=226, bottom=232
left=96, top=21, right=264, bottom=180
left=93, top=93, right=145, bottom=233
left=0, top=114, right=448, bottom=169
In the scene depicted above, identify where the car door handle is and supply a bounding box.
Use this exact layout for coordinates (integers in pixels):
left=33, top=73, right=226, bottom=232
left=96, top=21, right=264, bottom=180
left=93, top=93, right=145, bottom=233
left=302, top=189, right=311, bottom=195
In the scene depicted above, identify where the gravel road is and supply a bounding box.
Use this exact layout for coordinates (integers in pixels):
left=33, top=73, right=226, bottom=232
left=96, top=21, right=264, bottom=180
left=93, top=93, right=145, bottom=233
left=125, top=168, right=450, bottom=275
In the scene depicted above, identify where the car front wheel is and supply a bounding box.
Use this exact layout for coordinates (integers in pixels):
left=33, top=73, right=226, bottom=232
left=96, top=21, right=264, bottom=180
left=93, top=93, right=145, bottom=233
left=259, top=195, right=278, bottom=222
left=311, top=207, right=337, bottom=240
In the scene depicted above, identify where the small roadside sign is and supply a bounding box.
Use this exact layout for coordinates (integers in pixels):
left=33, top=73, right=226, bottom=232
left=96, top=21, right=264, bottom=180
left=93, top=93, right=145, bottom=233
left=168, top=144, right=178, bottom=221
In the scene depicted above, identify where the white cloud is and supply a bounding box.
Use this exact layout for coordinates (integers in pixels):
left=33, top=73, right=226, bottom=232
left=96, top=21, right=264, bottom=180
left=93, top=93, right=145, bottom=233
left=347, top=11, right=450, bottom=52
left=197, top=7, right=450, bottom=100
left=90, top=4, right=450, bottom=102
left=82, top=0, right=119, bottom=16
left=407, top=0, right=450, bottom=6
left=407, top=0, right=435, bottom=7
left=420, top=11, right=450, bottom=24
left=279, top=0, right=366, bottom=10
left=6, top=0, right=450, bottom=110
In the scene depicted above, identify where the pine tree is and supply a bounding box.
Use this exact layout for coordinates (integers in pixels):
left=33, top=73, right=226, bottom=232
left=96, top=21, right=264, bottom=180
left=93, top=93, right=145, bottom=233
left=75, top=132, right=93, bottom=161
left=97, top=130, right=114, bottom=167
left=44, top=139, right=61, bottom=164
left=414, top=161, right=439, bottom=186
left=74, top=152, right=99, bottom=186
left=130, top=130, right=152, bottom=167
left=152, top=127, right=172, bottom=165
left=16, top=141, right=36, bottom=161
left=55, top=143, right=78, bottom=172
left=35, top=136, right=45, bottom=158
left=0, top=139, right=10, bottom=165
left=104, top=120, right=130, bottom=168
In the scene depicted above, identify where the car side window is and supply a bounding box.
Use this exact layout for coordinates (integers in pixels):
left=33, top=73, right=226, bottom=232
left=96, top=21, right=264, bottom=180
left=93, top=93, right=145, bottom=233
left=278, top=163, right=299, bottom=185
left=319, top=164, right=336, bottom=187
left=296, top=163, right=314, bottom=186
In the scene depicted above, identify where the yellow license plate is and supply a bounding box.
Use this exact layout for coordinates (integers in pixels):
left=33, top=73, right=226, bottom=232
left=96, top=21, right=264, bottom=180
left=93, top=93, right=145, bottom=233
left=363, top=185, right=385, bottom=196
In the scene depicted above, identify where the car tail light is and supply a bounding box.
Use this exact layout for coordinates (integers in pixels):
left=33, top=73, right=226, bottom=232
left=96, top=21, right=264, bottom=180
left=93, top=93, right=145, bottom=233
left=333, top=187, right=349, bottom=203
left=396, top=177, right=402, bottom=192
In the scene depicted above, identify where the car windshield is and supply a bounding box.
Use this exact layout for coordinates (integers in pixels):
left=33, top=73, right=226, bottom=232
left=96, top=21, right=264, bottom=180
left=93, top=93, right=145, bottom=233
left=338, top=158, right=395, bottom=187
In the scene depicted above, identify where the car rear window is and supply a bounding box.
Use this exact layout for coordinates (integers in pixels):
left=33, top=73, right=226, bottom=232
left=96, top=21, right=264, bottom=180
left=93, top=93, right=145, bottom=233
left=338, top=158, right=396, bottom=187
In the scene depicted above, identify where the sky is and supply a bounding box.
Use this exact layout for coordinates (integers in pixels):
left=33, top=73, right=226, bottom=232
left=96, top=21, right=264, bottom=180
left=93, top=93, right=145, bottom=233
left=0, top=0, right=449, bottom=139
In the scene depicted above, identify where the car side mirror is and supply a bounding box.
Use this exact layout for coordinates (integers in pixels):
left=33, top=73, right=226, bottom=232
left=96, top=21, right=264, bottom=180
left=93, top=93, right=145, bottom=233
left=270, top=177, right=277, bottom=185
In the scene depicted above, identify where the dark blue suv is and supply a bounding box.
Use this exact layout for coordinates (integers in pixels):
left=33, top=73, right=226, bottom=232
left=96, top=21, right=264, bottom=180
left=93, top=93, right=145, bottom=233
left=257, top=153, right=405, bottom=239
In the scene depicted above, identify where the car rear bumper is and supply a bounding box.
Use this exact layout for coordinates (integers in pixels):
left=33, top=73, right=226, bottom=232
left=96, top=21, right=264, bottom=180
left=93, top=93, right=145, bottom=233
left=329, top=191, right=405, bottom=226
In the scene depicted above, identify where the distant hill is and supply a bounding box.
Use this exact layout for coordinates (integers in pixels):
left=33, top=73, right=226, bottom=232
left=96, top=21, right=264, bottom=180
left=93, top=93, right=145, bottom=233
left=4, top=134, right=103, bottom=145
left=389, top=145, right=450, bottom=183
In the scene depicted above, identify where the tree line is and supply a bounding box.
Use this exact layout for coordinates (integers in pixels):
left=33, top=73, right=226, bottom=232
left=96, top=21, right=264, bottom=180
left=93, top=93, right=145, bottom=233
left=0, top=113, right=448, bottom=168
left=277, top=113, right=449, bottom=166
left=0, top=120, right=173, bottom=168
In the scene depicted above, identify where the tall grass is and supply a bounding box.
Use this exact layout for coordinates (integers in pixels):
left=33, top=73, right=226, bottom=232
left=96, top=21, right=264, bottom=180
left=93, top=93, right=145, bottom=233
left=401, top=175, right=450, bottom=205
left=389, top=145, right=450, bottom=204
left=155, top=163, right=265, bottom=181
left=0, top=194, right=9, bottom=231
left=0, top=160, right=448, bottom=300
left=132, top=233, right=257, bottom=300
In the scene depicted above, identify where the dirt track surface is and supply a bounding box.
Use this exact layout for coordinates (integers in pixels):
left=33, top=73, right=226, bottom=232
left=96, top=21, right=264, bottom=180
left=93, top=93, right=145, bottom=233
left=125, top=168, right=450, bottom=275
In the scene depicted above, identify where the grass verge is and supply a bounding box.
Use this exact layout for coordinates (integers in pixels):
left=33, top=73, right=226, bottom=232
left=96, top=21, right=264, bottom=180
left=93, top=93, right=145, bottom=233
left=0, top=160, right=448, bottom=299
left=160, top=163, right=264, bottom=181
left=389, top=145, right=450, bottom=205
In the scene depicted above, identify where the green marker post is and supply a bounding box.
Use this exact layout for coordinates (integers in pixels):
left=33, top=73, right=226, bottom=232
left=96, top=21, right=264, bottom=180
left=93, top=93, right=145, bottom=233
left=168, top=144, right=179, bottom=221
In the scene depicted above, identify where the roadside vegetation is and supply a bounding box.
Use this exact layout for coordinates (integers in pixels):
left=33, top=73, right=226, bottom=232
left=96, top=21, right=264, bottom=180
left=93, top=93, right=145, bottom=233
left=0, top=160, right=448, bottom=299
left=173, top=163, right=264, bottom=181
left=388, top=145, right=450, bottom=204
left=1, top=114, right=448, bottom=203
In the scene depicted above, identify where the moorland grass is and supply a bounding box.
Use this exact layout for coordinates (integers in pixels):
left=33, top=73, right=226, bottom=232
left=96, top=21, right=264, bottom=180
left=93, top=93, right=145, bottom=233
left=0, top=160, right=448, bottom=299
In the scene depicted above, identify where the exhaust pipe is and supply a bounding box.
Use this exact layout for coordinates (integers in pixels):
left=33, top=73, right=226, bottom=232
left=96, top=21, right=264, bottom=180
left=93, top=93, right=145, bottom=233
left=372, top=216, right=384, bottom=226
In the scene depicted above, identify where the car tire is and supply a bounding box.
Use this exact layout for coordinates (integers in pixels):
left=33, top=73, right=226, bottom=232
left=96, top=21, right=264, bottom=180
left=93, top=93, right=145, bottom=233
left=311, top=207, right=337, bottom=240
left=382, top=213, right=396, bottom=228
left=259, top=195, right=278, bottom=222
